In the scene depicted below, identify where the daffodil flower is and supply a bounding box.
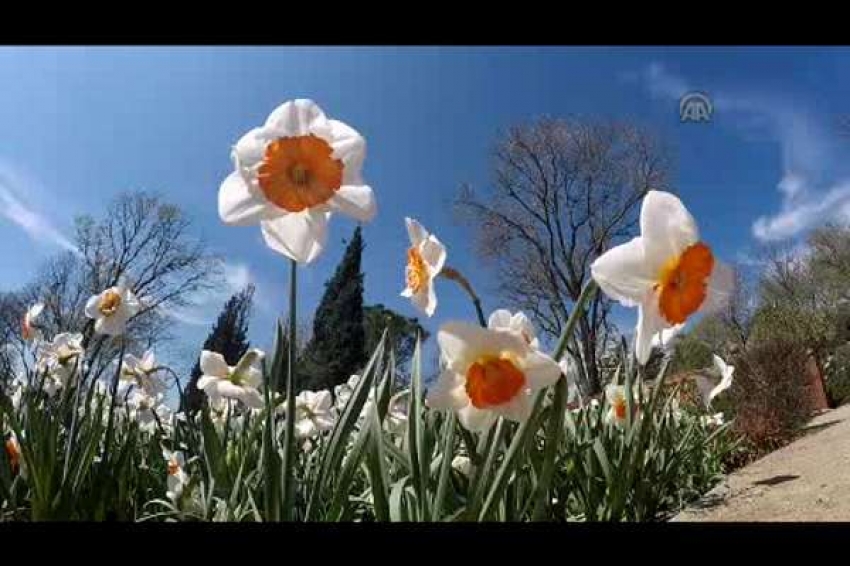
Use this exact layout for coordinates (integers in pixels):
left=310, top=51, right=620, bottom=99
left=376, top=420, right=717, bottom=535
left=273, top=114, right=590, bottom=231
left=557, top=357, right=580, bottom=406
left=293, top=389, right=337, bottom=439
left=605, top=384, right=630, bottom=427
left=400, top=217, right=446, bottom=317
left=84, top=277, right=141, bottom=337
left=36, top=332, right=84, bottom=389
left=163, top=449, right=189, bottom=502
left=121, top=349, right=166, bottom=396
left=426, top=321, right=561, bottom=432
left=591, top=191, right=733, bottom=364
left=218, top=99, right=376, bottom=263
left=333, top=374, right=360, bottom=410
left=21, top=302, right=44, bottom=342
left=488, top=309, right=540, bottom=350
left=694, top=354, right=735, bottom=408
left=196, top=349, right=265, bottom=409
left=4, top=432, right=23, bottom=477
left=386, top=389, right=409, bottom=434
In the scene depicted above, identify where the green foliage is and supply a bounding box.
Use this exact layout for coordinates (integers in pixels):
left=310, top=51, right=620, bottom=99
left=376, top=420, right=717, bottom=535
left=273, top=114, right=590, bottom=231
left=363, top=303, right=429, bottom=379
left=300, top=227, right=366, bottom=393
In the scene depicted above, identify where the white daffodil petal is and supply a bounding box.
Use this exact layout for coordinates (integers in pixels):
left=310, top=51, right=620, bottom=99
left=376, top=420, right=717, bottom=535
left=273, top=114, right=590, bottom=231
left=591, top=237, right=655, bottom=308
left=702, top=260, right=736, bottom=315
left=420, top=236, right=447, bottom=275
left=233, top=127, right=269, bottom=170
left=200, top=351, right=229, bottom=379
left=488, top=309, right=514, bottom=331
left=438, top=322, right=525, bottom=372
left=84, top=295, right=100, bottom=319
left=496, top=393, right=533, bottom=424
left=635, top=300, right=667, bottom=365
left=457, top=404, right=497, bottom=433
left=405, top=217, right=428, bottom=247
left=263, top=99, right=328, bottom=139
left=521, top=351, right=562, bottom=391
left=426, top=370, right=468, bottom=411
left=329, top=184, right=376, bottom=222
left=327, top=118, right=366, bottom=184
left=260, top=210, right=329, bottom=264
left=640, top=190, right=699, bottom=269
left=218, top=171, right=270, bottom=226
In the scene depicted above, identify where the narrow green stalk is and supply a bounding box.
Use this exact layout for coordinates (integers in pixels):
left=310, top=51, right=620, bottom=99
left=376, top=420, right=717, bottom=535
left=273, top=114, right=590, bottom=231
left=440, top=267, right=486, bottom=327
left=552, top=280, right=598, bottom=362
left=101, top=339, right=126, bottom=470
left=530, top=375, right=568, bottom=520
left=432, top=412, right=456, bottom=520
left=280, top=259, right=298, bottom=520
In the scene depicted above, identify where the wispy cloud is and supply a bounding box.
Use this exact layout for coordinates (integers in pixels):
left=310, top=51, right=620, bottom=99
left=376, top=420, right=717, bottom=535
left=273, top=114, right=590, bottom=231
left=633, top=62, right=850, bottom=243
left=167, top=261, right=256, bottom=327
left=0, top=161, right=80, bottom=255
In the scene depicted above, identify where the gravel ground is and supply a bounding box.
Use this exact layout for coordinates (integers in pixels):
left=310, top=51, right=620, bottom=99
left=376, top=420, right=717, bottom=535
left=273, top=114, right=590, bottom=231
left=673, top=403, right=850, bottom=522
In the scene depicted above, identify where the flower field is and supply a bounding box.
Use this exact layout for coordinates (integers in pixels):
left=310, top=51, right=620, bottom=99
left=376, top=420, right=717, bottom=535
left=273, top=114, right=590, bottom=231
left=1, top=99, right=740, bottom=522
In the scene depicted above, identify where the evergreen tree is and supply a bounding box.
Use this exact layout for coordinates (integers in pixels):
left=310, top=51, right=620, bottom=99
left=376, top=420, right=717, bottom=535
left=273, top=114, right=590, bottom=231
left=364, top=303, right=429, bottom=381
left=183, top=285, right=254, bottom=413
left=300, top=227, right=366, bottom=392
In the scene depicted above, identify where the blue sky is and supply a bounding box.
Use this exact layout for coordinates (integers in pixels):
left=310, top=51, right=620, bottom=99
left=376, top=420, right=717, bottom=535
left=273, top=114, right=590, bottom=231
left=2, top=46, right=850, bottom=379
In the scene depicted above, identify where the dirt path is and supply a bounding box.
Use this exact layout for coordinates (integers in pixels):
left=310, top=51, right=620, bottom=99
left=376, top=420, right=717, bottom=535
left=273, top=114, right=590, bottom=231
left=673, top=403, right=850, bottom=521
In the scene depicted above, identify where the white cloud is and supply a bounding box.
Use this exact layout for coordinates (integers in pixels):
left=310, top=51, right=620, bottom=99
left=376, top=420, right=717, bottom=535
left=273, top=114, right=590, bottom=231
left=0, top=162, right=80, bottom=255
left=167, top=260, right=256, bottom=327
left=635, top=62, right=850, bottom=243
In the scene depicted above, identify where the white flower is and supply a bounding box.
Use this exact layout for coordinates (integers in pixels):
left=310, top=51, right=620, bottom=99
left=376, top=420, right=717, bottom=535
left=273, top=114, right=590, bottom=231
left=711, top=354, right=735, bottom=402
left=294, top=389, right=337, bottom=439
left=701, top=412, right=725, bottom=427
left=605, top=384, right=629, bottom=427
left=591, top=191, right=734, bottom=364
left=386, top=389, right=409, bottom=434
left=426, top=321, right=562, bottom=432
left=163, top=449, right=189, bottom=502
left=400, top=217, right=447, bottom=317
left=451, top=455, right=472, bottom=478
left=36, top=332, right=85, bottom=389
left=128, top=389, right=171, bottom=432
left=218, top=99, right=376, bottom=264
left=208, top=396, right=233, bottom=427
left=21, top=302, right=44, bottom=342
left=196, top=349, right=265, bottom=409
left=334, top=374, right=360, bottom=410
left=121, top=349, right=166, bottom=395
left=84, top=277, right=141, bottom=336
left=488, top=309, right=540, bottom=350
left=650, top=323, right=686, bottom=350
left=693, top=355, right=735, bottom=409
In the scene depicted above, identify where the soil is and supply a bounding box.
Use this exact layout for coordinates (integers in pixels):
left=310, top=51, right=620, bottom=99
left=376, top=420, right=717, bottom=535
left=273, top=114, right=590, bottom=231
left=672, top=403, right=850, bottom=521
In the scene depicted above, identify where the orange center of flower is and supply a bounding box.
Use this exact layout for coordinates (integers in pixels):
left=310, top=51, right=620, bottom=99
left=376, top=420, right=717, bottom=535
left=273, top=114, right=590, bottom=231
left=5, top=438, right=20, bottom=474
left=168, top=460, right=180, bottom=476
left=465, top=355, right=526, bottom=409
left=257, top=135, right=343, bottom=212
left=654, top=242, right=714, bottom=325
left=99, top=290, right=122, bottom=316
left=406, top=247, right=428, bottom=294
left=613, top=396, right=627, bottom=421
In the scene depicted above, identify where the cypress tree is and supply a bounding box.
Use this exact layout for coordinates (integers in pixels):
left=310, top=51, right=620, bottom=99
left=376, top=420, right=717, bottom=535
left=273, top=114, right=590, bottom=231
left=300, top=227, right=366, bottom=392
left=183, top=284, right=254, bottom=414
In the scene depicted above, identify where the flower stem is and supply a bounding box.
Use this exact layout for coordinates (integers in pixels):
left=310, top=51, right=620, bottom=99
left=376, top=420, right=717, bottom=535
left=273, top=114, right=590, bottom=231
left=280, top=259, right=298, bottom=520
left=440, top=266, right=487, bottom=327
left=552, top=280, right=599, bottom=362
left=101, top=340, right=125, bottom=465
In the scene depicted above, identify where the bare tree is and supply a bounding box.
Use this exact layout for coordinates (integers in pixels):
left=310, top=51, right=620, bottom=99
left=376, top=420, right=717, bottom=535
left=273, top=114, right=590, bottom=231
left=455, top=117, right=672, bottom=395
left=2, top=191, right=221, bottom=384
